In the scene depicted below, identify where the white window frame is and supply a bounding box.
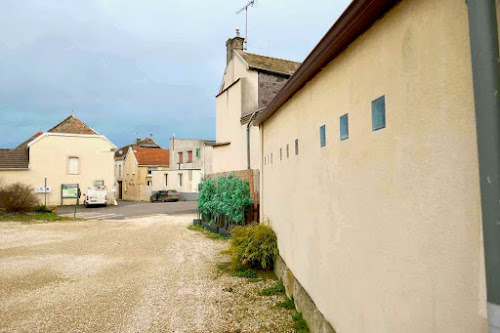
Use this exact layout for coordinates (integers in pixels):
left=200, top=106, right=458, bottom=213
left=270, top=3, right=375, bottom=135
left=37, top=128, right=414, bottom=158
left=68, top=156, right=80, bottom=175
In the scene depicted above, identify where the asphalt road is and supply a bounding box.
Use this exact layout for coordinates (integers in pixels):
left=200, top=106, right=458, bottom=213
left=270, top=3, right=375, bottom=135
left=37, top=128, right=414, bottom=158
left=56, top=200, right=198, bottom=220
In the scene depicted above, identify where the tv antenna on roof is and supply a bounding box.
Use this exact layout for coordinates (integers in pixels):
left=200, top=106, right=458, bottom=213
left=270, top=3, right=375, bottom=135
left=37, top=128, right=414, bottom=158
left=236, top=0, right=256, bottom=50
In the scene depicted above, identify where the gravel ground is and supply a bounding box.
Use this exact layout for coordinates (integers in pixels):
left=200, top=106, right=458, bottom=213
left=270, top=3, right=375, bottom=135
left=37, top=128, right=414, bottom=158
left=0, top=214, right=294, bottom=332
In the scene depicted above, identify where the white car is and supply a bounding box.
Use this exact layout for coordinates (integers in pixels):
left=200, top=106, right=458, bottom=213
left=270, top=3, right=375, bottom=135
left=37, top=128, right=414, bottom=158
left=84, top=187, right=109, bottom=207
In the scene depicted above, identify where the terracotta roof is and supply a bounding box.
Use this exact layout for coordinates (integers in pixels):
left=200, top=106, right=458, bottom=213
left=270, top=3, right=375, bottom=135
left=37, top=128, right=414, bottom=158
left=134, top=148, right=169, bottom=166
left=255, top=0, right=400, bottom=125
left=48, top=115, right=98, bottom=135
left=0, top=149, right=29, bottom=169
left=115, top=138, right=162, bottom=159
left=15, top=132, right=43, bottom=150
left=238, top=51, right=301, bottom=75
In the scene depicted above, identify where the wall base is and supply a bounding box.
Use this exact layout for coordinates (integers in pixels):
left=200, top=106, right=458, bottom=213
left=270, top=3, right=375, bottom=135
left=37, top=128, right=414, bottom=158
left=274, top=255, right=336, bottom=333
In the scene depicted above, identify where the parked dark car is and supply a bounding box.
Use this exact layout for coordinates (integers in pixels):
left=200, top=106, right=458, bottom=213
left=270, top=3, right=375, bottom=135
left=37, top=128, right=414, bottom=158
left=150, top=190, right=180, bottom=202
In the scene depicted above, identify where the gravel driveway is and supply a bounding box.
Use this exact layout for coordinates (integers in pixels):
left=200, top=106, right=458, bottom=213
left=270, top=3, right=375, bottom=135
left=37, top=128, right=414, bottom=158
left=0, top=215, right=293, bottom=332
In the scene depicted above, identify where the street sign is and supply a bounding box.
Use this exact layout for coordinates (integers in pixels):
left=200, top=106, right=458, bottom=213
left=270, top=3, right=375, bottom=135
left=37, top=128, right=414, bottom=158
left=35, top=186, right=51, bottom=193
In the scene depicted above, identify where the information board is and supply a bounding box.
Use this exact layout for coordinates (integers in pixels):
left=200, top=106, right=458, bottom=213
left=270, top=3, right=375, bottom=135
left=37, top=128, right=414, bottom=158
left=61, top=184, right=78, bottom=198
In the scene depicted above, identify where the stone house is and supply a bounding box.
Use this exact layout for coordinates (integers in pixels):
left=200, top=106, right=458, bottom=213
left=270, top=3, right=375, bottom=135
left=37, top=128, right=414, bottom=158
left=0, top=115, right=115, bottom=206
left=212, top=31, right=300, bottom=174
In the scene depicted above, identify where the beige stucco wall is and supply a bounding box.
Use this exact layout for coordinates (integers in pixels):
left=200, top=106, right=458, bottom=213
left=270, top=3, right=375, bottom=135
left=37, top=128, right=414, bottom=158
left=213, top=80, right=261, bottom=174
left=260, top=0, right=487, bottom=332
left=213, top=52, right=262, bottom=174
left=151, top=169, right=203, bottom=193
left=121, top=148, right=168, bottom=201
left=0, top=135, right=115, bottom=206
left=169, top=139, right=212, bottom=174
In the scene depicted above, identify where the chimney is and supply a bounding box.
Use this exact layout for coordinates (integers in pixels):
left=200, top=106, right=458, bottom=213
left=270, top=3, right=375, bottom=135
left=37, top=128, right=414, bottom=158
left=226, top=27, right=244, bottom=65
left=136, top=138, right=141, bottom=144
left=150, top=134, right=153, bottom=139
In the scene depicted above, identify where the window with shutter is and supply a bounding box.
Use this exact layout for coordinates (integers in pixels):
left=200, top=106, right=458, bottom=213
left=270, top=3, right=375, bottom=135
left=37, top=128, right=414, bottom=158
left=68, top=157, right=79, bottom=175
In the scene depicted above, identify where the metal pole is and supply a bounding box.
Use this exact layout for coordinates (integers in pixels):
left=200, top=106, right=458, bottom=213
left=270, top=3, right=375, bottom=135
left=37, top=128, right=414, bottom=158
left=466, top=1, right=500, bottom=332
left=44, top=177, right=47, bottom=206
left=74, top=184, right=79, bottom=218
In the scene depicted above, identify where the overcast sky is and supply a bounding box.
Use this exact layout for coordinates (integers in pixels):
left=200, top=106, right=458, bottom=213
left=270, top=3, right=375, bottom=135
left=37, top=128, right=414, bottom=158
left=0, top=0, right=351, bottom=149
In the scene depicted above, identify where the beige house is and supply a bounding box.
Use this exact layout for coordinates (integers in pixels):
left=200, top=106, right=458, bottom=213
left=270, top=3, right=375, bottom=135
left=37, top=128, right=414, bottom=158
left=0, top=116, right=115, bottom=206
left=151, top=138, right=214, bottom=200
left=122, top=146, right=169, bottom=201
left=114, top=135, right=161, bottom=199
left=212, top=31, right=300, bottom=174
left=254, top=0, right=500, bottom=332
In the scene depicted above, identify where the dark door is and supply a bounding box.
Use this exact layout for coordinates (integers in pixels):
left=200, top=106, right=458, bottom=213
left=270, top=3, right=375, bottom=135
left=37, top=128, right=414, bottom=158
left=117, top=181, right=123, bottom=200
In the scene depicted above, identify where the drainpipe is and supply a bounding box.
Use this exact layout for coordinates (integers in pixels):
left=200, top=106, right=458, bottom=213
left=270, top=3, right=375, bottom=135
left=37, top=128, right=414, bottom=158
left=247, top=108, right=265, bottom=169
left=466, top=1, right=500, bottom=332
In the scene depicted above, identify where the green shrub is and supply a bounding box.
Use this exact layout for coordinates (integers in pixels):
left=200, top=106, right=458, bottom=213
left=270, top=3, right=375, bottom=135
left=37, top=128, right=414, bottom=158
left=230, top=223, right=278, bottom=270
left=198, top=174, right=253, bottom=226
left=0, top=182, right=39, bottom=213
left=34, top=204, right=52, bottom=213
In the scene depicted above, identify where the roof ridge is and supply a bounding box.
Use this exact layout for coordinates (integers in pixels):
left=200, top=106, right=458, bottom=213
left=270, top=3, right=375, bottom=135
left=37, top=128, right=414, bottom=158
left=242, top=51, right=301, bottom=64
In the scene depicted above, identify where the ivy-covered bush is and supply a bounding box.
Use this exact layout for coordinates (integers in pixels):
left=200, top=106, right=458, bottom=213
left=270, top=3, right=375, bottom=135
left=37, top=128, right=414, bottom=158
left=198, top=174, right=253, bottom=226
left=230, top=223, right=279, bottom=270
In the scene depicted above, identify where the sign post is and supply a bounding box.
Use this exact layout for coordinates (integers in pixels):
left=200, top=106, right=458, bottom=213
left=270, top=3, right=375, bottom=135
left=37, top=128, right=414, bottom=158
left=73, top=184, right=80, bottom=218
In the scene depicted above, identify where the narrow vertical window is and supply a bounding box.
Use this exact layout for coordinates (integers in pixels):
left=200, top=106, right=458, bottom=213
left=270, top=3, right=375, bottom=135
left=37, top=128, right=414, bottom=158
left=280, top=148, right=283, bottom=161
left=286, top=144, right=289, bottom=158
left=372, top=95, right=386, bottom=131
left=196, top=148, right=200, bottom=158
left=165, top=174, right=168, bottom=186
left=340, top=114, right=349, bottom=140
left=178, top=152, right=183, bottom=163
left=320, top=125, right=326, bottom=147
left=68, top=157, right=79, bottom=175
left=187, top=150, right=193, bottom=163
left=179, top=174, right=183, bottom=186
left=295, top=139, right=299, bottom=155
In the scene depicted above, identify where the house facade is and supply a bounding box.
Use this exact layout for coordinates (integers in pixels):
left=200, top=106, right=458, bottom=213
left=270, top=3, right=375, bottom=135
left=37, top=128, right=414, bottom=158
left=212, top=32, right=300, bottom=174
left=0, top=116, right=115, bottom=206
left=255, top=0, right=499, bottom=332
left=151, top=138, right=214, bottom=200
left=114, top=135, right=161, bottom=199
left=122, top=147, right=169, bottom=201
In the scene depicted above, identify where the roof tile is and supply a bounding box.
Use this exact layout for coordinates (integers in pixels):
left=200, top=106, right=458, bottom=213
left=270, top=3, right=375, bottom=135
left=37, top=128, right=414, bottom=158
left=134, top=148, right=169, bottom=166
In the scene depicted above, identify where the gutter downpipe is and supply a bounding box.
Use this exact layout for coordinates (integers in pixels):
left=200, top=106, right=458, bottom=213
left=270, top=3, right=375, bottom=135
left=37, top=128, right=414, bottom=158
left=247, top=108, right=264, bottom=170
left=466, top=1, right=500, bottom=332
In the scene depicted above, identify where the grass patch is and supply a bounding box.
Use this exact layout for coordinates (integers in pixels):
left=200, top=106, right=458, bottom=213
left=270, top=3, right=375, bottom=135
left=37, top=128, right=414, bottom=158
left=188, top=224, right=228, bottom=240
left=276, top=296, right=295, bottom=310
left=0, top=212, right=72, bottom=222
left=260, top=282, right=285, bottom=296
left=233, top=268, right=257, bottom=279
left=292, top=312, right=309, bottom=333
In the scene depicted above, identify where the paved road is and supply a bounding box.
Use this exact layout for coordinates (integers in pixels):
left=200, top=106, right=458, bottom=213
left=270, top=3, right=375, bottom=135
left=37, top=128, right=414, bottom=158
left=56, top=200, right=198, bottom=220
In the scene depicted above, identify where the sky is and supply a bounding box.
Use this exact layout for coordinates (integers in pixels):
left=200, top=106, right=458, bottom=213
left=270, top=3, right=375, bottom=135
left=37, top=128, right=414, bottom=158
left=0, top=0, right=351, bottom=149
